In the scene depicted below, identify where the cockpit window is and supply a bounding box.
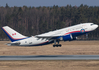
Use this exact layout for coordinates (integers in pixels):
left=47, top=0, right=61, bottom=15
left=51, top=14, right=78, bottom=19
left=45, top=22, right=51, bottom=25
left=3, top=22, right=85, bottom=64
left=90, top=24, right=95, bottom=26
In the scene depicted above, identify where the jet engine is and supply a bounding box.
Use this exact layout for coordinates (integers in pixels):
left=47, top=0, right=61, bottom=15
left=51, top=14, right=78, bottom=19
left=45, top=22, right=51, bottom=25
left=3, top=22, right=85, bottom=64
left=60, top=34, right=77, bottom=41
left=69, top=37, right=77, bottom=41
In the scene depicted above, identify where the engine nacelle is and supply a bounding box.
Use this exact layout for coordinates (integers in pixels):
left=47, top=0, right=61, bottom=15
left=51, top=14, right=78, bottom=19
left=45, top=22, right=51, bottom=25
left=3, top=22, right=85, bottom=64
left=69, top=37, right=77, bottom=41
left=60, top=34, right=73, bottom=41
left=73, top=37, right=77, bottom=40
left=60, top=34, right=77, bottom=41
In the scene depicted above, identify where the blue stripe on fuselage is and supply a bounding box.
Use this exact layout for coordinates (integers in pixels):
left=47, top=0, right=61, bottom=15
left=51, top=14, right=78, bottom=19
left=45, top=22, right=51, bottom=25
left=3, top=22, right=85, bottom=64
left=71, top=31, right=89, bottom=37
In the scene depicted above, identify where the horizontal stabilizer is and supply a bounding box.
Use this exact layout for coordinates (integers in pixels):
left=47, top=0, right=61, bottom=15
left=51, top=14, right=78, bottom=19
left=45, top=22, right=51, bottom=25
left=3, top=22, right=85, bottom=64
left=6, top=42, right=20, bottom=46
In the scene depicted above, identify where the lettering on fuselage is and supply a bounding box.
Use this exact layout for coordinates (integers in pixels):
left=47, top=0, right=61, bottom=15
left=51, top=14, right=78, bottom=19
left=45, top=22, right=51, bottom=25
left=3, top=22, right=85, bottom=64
left=66, top=26, right=83, bottom=32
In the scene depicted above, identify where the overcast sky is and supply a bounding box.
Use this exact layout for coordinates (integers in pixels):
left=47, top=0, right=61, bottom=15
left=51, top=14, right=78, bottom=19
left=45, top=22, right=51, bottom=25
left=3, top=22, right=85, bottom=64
left=0, top=0, right=99, bottom=7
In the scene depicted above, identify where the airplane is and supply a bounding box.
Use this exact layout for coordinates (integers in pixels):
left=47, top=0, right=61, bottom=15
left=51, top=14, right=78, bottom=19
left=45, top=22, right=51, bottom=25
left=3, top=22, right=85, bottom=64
left=2, top=23, right=98, bottom=47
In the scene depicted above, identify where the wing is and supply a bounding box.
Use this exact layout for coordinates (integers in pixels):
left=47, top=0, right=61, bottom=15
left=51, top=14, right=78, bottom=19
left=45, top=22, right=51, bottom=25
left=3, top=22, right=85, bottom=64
left=35, top=30, right=66, bottom=40
left=35, top=36, right=59, bottom=40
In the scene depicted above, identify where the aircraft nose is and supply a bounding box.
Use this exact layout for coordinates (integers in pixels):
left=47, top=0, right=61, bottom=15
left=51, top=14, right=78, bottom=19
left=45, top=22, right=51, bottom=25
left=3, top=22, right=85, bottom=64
left=95, top=24, right=98, bottom=29
left=90, top=24, right=98, bottom=30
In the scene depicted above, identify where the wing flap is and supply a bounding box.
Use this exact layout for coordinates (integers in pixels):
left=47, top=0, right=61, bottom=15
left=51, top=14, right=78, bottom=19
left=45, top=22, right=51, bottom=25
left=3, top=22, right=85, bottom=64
left=35, top=35, right=61, bottom=41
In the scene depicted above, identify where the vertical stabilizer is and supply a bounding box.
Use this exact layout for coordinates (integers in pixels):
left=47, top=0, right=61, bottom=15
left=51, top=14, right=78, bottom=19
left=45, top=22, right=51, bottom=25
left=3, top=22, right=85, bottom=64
left=2, top=26, right=27, bottom=42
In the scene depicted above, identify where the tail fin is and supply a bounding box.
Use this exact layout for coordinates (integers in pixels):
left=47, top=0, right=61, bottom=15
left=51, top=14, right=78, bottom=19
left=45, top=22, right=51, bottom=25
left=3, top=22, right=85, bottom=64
left=2, top=26, right=27, bottom=42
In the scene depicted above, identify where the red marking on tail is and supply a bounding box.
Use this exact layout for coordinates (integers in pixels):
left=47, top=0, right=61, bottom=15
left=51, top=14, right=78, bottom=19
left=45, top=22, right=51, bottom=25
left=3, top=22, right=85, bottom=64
left=12, top=33, right=16, bottom=36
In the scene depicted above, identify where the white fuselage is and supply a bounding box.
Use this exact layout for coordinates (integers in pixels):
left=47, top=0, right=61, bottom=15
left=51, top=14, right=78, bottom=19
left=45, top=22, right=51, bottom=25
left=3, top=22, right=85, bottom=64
left=11, top=23, right=98, bottom=46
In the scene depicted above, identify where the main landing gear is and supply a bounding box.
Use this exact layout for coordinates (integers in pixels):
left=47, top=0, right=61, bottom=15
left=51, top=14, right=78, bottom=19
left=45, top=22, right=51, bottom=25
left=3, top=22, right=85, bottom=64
left=53, top=40, right=62, bottom=47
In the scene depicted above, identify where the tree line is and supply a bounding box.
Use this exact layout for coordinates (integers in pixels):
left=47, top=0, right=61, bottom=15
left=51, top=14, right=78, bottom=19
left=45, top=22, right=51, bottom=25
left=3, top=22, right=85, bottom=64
left=0, top=4, right=99, bottom=40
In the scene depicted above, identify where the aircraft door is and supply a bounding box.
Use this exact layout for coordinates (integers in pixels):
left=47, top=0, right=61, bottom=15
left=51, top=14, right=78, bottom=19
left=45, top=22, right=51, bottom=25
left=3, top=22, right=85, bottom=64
left=28, top=38, right=33, bottom=45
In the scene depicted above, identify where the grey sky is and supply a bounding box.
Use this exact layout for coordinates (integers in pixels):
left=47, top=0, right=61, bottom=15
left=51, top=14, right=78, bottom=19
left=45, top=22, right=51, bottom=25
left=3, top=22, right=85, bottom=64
left=0, top=0, right=99, bottom=7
